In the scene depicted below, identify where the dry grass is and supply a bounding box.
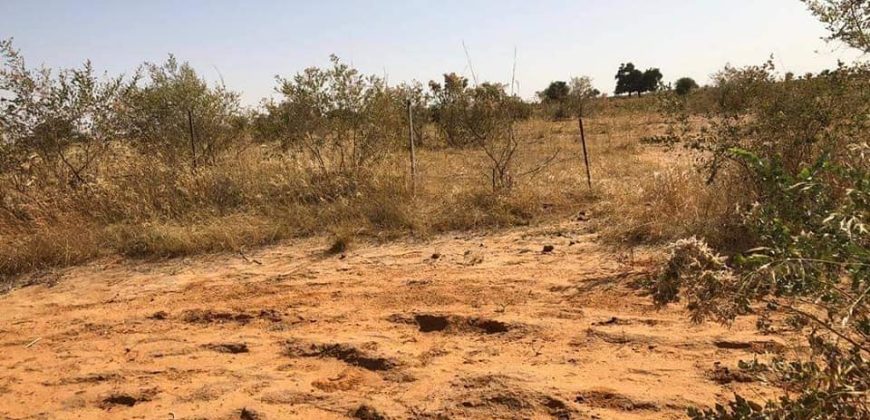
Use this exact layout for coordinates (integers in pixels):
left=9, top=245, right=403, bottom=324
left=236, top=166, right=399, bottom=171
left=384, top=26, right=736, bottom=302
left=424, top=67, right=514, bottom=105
left=597, top=164, right=750, bottom=251
left=1, top=98, right=728, bottom=283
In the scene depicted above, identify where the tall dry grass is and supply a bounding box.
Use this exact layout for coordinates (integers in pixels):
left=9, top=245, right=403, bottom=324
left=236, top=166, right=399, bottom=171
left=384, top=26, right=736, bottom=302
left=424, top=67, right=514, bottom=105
left=0, top=112, right=642, bottom=280
left=1, top=95, right=717, bottom=284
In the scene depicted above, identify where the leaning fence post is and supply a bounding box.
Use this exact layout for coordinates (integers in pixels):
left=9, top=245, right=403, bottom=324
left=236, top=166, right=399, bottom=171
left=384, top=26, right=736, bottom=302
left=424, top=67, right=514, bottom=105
left=578, top=116, right=591, bottom=188
left=187, top=108, right=198, bottom=172
left=407, top=100, right=417, bottom=196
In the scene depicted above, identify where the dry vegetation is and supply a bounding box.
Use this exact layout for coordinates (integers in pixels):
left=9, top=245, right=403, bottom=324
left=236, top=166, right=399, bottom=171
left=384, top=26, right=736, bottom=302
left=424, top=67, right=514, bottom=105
left=0, top=47, right=673, bottom=284
left=1, top=2, right=868, bottom=417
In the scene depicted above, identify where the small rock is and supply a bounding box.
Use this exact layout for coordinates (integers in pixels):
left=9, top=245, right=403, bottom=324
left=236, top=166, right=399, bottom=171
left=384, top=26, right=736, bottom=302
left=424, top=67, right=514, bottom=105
left=238, top=407, right=263, bottom=420
left=148, top=311, right=168, bottom=320
left=203, top=342, right=249, bottom=354
left=542, top=245, right=555, bottom=254
left=352, top=404, right=386, bottom=420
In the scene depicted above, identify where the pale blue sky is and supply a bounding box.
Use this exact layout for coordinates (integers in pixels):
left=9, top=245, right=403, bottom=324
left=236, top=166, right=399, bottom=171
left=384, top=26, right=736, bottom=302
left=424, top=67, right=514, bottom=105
left=0, top=0, right=860, bottom=105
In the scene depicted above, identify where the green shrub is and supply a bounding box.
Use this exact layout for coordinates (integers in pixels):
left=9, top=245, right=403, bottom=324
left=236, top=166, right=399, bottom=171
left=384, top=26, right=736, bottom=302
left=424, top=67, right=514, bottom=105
left=123, top=55, right=243, bottom=168
left=653, top=60, right=869, bottom=419
left=0, top=38, right=132, bottom=189
left=267, top=55, right=404, bottom=176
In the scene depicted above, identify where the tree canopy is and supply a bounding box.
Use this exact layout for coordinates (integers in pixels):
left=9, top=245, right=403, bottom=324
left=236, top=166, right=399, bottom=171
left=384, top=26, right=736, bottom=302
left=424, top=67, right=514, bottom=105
left=614, top=63, right=663, bottom=96
left=674, top=77, right=699, bottom=95
left=539, top=81, right=570, bottom=102
left=802, top=0, right=870, bottom=53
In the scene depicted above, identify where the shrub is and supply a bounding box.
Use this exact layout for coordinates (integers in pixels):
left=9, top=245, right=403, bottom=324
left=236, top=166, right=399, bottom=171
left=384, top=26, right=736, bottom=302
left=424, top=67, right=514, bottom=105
left=268, top=55, right=404, bottom=177
left=123, top=55, right=243, bottom=168
left=651, top=60, right=869, bottom=419
left=428, top=72, right=474, bottom=147
left=0, top=38, right=132, bottom=190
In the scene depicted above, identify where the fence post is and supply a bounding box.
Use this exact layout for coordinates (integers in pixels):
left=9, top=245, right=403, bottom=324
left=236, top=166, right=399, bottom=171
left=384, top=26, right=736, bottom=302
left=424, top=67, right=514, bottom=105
left=407, top=100, right=417, bottom=196
left=187, top=108, right=197, bottom=172
left=578, top=116, right=591, bottom=188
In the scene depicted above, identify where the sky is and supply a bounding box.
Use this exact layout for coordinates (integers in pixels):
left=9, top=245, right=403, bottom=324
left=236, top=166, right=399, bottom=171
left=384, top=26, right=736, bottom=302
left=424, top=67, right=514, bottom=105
left=0, top=0, right=862, bottom=106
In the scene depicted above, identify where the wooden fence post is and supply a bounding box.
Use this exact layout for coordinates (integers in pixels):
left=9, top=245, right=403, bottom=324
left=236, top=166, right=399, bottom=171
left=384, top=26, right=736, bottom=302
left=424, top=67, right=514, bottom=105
left=407, top=100, right=417, bottom=196
left=187, top=108, right=197, bottom=171
left=578, top=116, right=591, bottom=188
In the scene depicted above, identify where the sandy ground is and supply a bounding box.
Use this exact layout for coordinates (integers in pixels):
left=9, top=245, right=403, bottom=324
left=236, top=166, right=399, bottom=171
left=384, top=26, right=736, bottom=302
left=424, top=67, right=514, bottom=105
left=0, top=221, right=785, bottom=419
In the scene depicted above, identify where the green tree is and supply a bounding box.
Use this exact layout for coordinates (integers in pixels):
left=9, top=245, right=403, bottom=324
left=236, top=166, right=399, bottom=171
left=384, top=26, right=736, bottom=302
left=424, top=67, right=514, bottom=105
left=674, top=77, right=699, bottom=95
left=538, top=81, right=571, bottom=120
left=269, top=55, right=404, bottom=176
left=567, top=76, right=599, bottom=117
left=803, top=0, right=870, bottom=52
left=0, top=38, right=133, bottom=189
left=539, top=81, right=570, bottom=102
left=640, top=68, right=663, bottom=93
left=429, top=73, right=473, bottom=146
left=614, top=62, right=643, bottom=96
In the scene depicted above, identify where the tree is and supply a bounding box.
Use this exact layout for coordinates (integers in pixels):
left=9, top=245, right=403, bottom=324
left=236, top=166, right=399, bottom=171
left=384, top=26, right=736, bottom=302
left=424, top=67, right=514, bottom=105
left=0, top=38, right=133, bottom=189
left=269, top=55, right=403, bottom=176
left=802, top=0, right=870, bottom=53
left=539, top=81, right=570, bottom=102
left=616, top=64, right=664, bottom=96
left=429, top=73, right=473, bottom=146
left=614, top=63, right=643, bottom=96
left=640, top=68, right=663, bottom=93
left=674, top=77, right=699, bottom=95
left=567, top=76, right=599, bottom=117
left=538, top=81, right=571, bottom=120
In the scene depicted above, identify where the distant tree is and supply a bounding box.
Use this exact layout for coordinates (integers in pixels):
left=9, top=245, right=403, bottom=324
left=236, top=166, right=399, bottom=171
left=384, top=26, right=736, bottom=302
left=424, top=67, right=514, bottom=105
left=539, top=81, right=570, bottom=102
left=616, top=64, right=664, bottom=96
left=674, top=77, right=699, bottom=95
left=641, top=68, right=663, bottom=93
left=567, top=76, right=599, bottom=117
left=537, top=81, right=571, bottom=120
left=614, top=63, right=643, bottom=96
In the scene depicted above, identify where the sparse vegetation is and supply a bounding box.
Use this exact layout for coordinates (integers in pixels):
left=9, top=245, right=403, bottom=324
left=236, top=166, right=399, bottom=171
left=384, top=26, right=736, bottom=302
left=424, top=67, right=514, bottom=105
left=1, top=1, right=867, bottom=417
left=0, top=42, right=605, bottom=282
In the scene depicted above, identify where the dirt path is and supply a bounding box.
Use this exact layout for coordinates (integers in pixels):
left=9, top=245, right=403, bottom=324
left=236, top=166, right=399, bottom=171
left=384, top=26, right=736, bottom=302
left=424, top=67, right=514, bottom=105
left=0, top=222, right=782, bottom=419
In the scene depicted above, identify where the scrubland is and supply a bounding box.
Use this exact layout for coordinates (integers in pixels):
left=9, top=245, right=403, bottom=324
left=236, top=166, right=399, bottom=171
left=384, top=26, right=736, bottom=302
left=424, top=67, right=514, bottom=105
left=0, top=28, right=867, bottom=418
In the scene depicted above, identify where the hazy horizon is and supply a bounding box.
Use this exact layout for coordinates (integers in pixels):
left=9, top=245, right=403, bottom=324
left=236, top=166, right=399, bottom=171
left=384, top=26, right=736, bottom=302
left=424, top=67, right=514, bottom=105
left=1, top=0, right=862, bottom=106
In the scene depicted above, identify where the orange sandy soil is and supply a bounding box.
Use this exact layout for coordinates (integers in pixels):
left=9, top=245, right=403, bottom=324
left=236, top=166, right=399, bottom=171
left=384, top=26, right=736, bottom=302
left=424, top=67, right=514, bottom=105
left=0, top=222, right=786, bottom=419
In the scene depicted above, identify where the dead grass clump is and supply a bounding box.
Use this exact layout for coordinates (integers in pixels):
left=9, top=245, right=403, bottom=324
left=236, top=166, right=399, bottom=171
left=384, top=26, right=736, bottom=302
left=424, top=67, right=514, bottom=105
left=428, top=190, right=537, bottom=232
left=105, top=214, right=293, bottom=258
left=598, top=166, right=750, bottom=252
left=0, top=223, right=101, bottom=277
